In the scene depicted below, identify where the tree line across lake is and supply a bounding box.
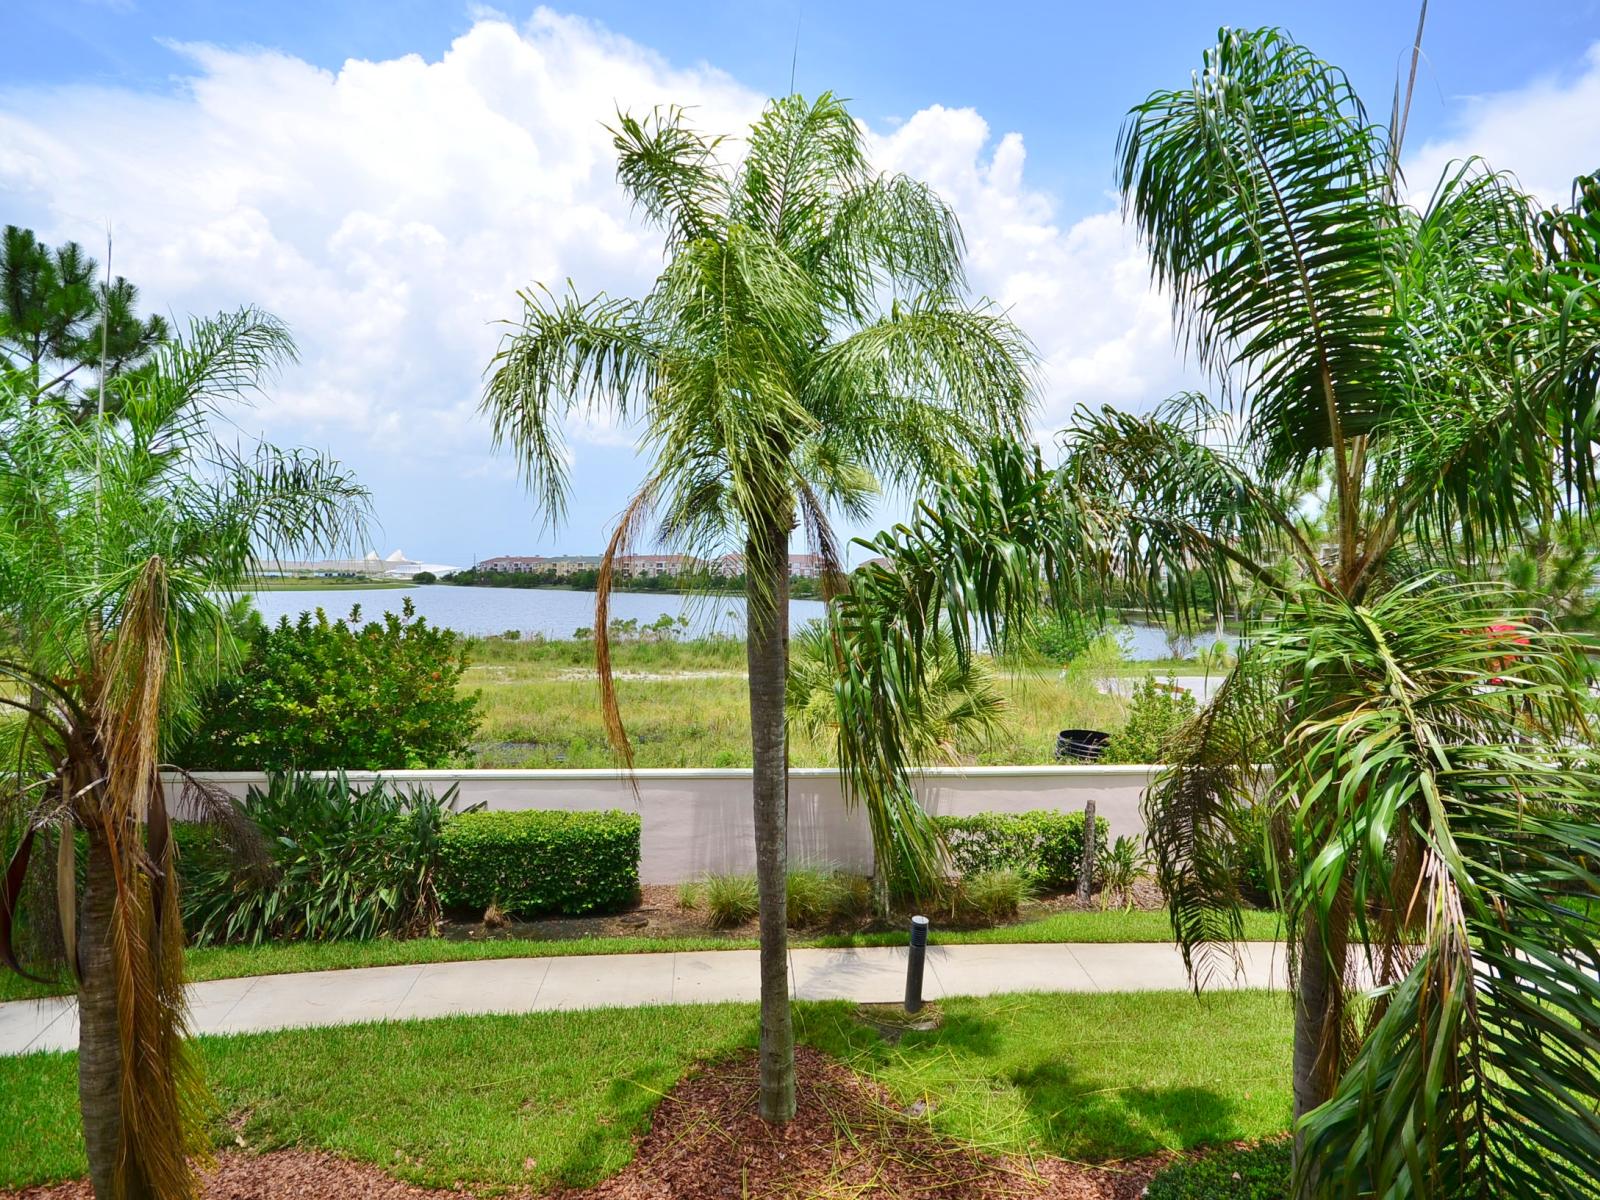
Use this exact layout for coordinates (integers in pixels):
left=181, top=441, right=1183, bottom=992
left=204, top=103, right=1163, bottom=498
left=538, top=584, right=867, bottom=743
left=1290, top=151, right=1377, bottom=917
left=439, top=565, right=827, bottom=599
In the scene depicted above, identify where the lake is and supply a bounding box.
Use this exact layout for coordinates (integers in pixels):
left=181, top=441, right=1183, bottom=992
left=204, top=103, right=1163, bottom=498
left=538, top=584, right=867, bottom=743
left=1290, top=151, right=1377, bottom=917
left=244, top=584, right=827, bottom=640
left=242, top=585, right=1236, bottom=660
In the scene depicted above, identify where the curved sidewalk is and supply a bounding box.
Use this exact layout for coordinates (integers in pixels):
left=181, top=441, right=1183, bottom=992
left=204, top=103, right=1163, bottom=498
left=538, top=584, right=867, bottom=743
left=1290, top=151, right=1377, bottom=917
left=0, top=940, right=1286, bottom=1056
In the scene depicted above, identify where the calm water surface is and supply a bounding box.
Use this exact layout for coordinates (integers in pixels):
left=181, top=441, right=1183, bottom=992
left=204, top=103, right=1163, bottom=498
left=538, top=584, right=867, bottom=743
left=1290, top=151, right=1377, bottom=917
left=242, top=585, right=1238, bottom=660
left=244, top=585, right=826, bottom=639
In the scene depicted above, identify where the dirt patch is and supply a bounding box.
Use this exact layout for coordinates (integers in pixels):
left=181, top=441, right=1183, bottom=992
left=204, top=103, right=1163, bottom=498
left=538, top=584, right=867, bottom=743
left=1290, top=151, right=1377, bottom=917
left=3, top=1150, right=509, bottom=1200
left=442, top=885, right=741, bottom=943
left=440, top=879, right=1185, bottom=945
left=558, top=1046, right=1171, bottom=1199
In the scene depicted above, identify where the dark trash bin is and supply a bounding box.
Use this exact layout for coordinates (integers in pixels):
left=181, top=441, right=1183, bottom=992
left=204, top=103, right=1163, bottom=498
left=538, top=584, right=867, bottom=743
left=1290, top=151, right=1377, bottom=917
left=1055, top=728, right=1110, bottom=762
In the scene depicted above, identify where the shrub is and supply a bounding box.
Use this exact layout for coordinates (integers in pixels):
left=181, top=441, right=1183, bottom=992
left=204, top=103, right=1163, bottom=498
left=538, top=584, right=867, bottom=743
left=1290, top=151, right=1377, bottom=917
left=955, top=868, right=1032, bottom=922
left=438, top=809, right=639, bottom=917
left=933, top=811, right=1109, bottom=890
left=785, top=865, right=870, bottom=927
left=703, top=873, right=759, bottom=928
left=675, top=880, right=701, bottom=910
left=182, top=773, right=467, bottom=946
left=177, top=597, right=481, bottom=770
left=1145, top=1141, right=1291, bottom=1199
left=1099, top=834, right=1148, bottom=910
left=1027, top=612, right=1093, bottom=662
left=1102, top=676, right=1197, bottom=764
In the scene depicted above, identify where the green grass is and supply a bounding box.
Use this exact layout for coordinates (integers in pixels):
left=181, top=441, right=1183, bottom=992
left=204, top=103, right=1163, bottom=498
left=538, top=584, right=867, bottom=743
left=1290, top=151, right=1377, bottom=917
left=805, top=991, right=1292, bottom=1161
left=0, top=909, right=1284, bottom=1002
left=464, top=637, right=1132, bottom=768
left=0, top=991, right=1292, bottom=1191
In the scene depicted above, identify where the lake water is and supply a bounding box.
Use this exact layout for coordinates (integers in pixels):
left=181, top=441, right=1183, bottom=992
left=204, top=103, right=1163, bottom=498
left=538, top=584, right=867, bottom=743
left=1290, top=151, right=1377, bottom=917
left=242, top=584, right=1237, bottom=660
left=245, top=585, right=827, bottom=640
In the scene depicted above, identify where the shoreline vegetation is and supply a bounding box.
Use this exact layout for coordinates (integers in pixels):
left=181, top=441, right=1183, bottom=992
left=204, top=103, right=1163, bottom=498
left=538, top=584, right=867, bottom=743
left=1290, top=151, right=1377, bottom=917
left=441, top=565, right=827, bottom=598
left=249, top=575, right=417, bottom=590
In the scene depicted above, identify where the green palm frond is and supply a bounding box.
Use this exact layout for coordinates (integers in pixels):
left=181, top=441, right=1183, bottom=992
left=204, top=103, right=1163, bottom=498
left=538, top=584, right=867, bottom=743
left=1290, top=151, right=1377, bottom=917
left=609, top=105, right=728, bottom=251
left=1259, top=580, right=1600, bottom=1196
left=1119, top=27, right=1400, bottom=498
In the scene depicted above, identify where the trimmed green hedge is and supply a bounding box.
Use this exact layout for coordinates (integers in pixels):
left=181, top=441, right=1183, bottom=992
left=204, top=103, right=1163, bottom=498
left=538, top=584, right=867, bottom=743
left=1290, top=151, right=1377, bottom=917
left=1146, top=1141, right=1290, bottom=1199
left=438, top=810, right=640, bottom=917
left=933, top=810, right=1109, bottom=889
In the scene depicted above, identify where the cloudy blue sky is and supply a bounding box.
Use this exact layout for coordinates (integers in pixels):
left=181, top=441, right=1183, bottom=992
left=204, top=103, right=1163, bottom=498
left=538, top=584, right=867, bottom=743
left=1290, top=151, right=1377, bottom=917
left=5, top=1, right=1599, bottom=567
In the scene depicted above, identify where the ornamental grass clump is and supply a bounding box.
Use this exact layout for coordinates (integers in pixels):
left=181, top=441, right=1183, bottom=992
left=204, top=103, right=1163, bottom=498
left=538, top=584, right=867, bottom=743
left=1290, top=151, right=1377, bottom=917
left=785, top=865, right=871, bottom=928
left=954, top=868, right=1033, bottom=922
left=183, top=773, right=467, bottom=945
left=703, top=873, right=760, bottom=929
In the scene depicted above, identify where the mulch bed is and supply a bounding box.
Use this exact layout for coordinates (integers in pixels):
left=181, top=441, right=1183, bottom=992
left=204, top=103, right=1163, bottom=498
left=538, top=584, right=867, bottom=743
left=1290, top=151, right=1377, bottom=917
left=446, top=879, right=1175, bottom=946
left=7, top=1048, right=1173, bottom=1200
left=552, top=1046, right=1172, bottom=1200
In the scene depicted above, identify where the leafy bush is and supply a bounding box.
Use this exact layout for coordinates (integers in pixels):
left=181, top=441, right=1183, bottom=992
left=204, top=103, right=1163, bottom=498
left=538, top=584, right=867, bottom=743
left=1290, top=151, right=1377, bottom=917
left=1103, top=676, right=1197, bottom=763
left=934, top=811, right=1109, bottom=890
left=437, top=809, right=640, bottom=917
left=1232, top=801, right=1281, bottom=907
left=955, top=868, right=1032, bottom=921
left=1028, top=613, right=1094, bottom=661
left=182, top=773, right=468, bottom=945
left=703, top=873, right=759, bottom=928
left=786, top=865, right=870, bottom=927
left=1145, top=1140, right=1291, bottom=1199
left=1099, top=834, right=1148, bottom=910
left=177, top=597, right=481, bottom=770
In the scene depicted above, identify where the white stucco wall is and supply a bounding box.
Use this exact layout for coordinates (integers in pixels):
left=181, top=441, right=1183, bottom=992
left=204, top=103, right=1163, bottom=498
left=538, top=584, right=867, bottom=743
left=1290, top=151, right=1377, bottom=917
left=164, top=766, right=1159, bottom=884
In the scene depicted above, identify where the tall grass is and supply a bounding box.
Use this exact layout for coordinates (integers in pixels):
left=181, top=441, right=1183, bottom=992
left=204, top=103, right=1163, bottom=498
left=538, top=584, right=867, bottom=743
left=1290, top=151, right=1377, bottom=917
left=463, top=637, right=1129, bottom=769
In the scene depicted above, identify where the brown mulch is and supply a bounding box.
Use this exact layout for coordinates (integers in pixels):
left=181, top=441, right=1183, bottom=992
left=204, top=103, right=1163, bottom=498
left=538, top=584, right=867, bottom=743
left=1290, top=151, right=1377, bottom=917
left=7, top=1048, right=1175, bottom=1200
left=446, top=879, right=1178, bottom=946
left=554, top=1046, right=1172, bottom=1200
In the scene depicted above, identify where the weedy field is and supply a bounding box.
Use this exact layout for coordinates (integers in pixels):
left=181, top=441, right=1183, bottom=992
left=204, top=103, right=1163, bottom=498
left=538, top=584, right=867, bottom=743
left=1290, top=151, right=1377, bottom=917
left=462, top=636, right=1134, bottom=768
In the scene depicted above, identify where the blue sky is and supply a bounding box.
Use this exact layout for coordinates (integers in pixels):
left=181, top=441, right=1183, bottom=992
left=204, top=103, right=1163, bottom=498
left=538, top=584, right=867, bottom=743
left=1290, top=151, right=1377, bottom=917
left=6, top=1, right=1600, bottom=566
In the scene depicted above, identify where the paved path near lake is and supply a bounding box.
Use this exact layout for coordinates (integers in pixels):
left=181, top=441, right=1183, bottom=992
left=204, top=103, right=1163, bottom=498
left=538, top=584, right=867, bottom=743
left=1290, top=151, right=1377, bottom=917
left=0, top=941, right=1286, bottom=1056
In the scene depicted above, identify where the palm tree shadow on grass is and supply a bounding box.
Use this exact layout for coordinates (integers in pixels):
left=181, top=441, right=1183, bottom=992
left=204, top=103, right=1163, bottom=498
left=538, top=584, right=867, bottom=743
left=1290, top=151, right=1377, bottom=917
left=795, top=1004, right=1259, bottom=1163
left=1003, top=1061, right=1239, bottom=1161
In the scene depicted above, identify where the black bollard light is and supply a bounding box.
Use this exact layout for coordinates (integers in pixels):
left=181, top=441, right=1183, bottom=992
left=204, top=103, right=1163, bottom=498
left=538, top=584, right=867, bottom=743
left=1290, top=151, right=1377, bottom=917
left=904, top=914, right=930, bottom=1014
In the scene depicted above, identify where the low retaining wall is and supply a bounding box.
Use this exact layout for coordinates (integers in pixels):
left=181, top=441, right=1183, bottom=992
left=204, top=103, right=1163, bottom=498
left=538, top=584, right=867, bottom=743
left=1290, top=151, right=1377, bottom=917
left=165, top=766, right=1160, bottom=885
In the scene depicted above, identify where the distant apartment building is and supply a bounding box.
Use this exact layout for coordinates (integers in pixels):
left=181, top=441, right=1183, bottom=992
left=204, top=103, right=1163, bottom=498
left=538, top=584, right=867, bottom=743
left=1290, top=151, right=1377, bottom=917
left=614, top=553, right=701, bottom=578
left=711, top=552, right=828, bottom=579
left=476, top=555, right=550, bottom=574
left=547, top=555, right=604, bottom=576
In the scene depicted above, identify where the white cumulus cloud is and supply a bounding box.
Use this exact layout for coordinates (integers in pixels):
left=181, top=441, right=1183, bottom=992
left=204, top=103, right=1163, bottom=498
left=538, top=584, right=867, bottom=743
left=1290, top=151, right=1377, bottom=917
left=0, top=7, right=1186, bottom=557
left=1409, top=42, right=1600, bottom=207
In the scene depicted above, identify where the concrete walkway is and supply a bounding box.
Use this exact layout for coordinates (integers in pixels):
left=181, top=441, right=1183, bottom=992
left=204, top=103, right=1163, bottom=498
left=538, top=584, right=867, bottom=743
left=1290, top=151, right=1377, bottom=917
left=0, top=941, right=1286, bottom=1057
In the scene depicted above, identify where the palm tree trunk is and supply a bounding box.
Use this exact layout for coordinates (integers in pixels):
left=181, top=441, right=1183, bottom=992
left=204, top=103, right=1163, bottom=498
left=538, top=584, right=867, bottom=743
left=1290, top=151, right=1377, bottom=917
left=1291, top=914, right=1341, bottom=1195
left=747, top=520, right=796, bottom=1123
left=77, top=829, right=152, bottom=1200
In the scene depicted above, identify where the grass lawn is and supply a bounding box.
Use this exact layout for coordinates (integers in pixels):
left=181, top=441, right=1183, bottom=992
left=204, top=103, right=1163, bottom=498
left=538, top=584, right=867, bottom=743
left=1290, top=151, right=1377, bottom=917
left=464, top=636, right=1132, bottom=768
left=0, top=991, right=1292, bottom=1191
left=0, top=908, right=1284, bottom=1002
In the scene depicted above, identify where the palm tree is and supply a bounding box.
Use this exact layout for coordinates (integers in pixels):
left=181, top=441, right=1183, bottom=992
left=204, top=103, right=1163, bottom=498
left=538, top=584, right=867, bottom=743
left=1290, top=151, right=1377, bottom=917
left=481, top=93, right=1033, bottom=1121
left=0, top=308, right=368, bottom=1200
left=788, top=618, right=1004, bottom=894
left=820, top=28, right=1600, bottom=1196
